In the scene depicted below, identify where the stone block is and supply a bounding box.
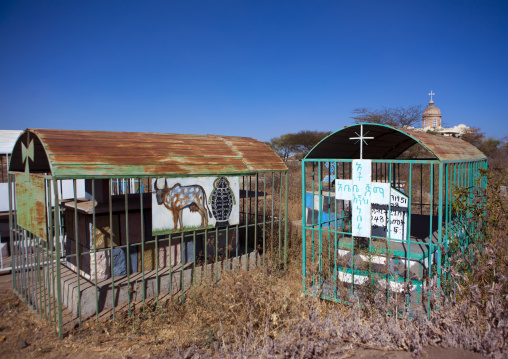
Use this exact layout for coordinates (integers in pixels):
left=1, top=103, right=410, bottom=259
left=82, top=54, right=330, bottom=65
left=112, top=248, right=127, bottom=276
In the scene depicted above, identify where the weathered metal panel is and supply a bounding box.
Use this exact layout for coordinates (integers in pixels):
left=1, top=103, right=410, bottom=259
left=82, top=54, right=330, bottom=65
left=9, top=129, right=287, bottom=177
left=0, top=130, right=22, bottom=154
left=14, top=173, right=47, bottom=240
left=404, top=129, right=486, bottom=161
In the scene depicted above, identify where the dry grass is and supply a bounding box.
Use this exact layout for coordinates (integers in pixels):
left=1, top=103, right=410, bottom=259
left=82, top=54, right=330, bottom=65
left=3, top=162, right=505, bottom=358
left=71, top=165, right=507, bottom=358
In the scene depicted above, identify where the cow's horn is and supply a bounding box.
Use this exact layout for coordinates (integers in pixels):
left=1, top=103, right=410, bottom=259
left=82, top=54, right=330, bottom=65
left=154, top=179, right=160, bottom=190
left=164, top=179, right=168, bottom=188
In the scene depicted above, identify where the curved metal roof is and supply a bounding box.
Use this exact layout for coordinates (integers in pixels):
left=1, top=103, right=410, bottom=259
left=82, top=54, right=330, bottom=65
left=9, top=129, right=287, bottom=178
left=305, top=123, right=486, bottom=161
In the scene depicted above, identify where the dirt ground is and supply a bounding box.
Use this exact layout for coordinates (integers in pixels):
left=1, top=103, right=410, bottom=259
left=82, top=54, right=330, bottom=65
left=0, top=272, right=487, bottom=359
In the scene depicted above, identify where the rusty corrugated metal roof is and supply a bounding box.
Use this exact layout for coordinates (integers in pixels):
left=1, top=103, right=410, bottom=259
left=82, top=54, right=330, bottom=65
left=9, top=129, right=287, bottom=177
left=305, top=123, right=486, bottom=161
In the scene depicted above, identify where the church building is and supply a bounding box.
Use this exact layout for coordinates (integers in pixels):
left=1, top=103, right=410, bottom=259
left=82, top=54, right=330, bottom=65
left=411, top=91, right=470, bottom=138
left=422, top=91, right=442, bottom=127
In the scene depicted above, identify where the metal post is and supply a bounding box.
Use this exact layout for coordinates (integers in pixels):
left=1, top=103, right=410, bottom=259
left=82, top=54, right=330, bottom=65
left=73, top=179, right=82, bottom=328
left=109, top=179, right=115, bottom=319
left=302, top=161, right=307, bottom=292
left=52, top=178, right=63, bottom=338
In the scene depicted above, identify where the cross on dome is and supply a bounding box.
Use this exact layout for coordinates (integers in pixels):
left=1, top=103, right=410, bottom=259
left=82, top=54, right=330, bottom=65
left=428, top=90, right=435, bottom=101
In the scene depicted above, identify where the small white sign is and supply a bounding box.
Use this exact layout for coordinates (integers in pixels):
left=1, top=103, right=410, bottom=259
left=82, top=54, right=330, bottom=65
left=335, top=162, right=409, bottom=240
left=351, top=160, right=372, bottom=237
left=371, top=188, right=408, bottom=241
left=335, top=179, right=353, bottom=201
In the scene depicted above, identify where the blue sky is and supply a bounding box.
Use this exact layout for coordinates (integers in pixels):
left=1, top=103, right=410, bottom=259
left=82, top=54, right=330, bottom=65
left=0, top=1, right=506, bottom=141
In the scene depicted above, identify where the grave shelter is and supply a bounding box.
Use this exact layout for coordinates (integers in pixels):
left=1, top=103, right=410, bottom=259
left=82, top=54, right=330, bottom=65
left=301, top=123, right=487, bottom=304
left=8, top=129, right=288, bottom=337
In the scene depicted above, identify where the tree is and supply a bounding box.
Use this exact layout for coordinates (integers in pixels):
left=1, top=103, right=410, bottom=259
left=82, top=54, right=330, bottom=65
left=351, top=105, right=423, bottom=128
left=267, top=130, right=331, bottom=160
left=266, top=134, right=298, bottom=161
left=462, top=127, right=501, bottom=157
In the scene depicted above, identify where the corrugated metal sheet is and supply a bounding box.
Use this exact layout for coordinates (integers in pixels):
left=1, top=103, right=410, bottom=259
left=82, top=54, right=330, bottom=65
left=0, top=130, right=22, bottom=154
left=9, top=129, right=287, bottom=177
left=305, top=123, right=486, bottom=161
left=403, top=128, right=486, bottom=161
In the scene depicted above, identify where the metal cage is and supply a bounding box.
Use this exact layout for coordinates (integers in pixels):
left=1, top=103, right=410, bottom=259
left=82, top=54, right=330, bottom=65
left=301, top=123, right=487, bottom=309
left=8, top=129, right=288, bottom=337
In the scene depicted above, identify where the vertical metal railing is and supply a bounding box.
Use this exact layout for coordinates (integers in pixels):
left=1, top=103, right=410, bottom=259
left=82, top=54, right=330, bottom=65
left=8, top=171, right=289, bottom=337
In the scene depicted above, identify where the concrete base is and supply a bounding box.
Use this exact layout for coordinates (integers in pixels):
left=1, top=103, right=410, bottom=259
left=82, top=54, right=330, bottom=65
left=56, top=249, right=259, bottom=318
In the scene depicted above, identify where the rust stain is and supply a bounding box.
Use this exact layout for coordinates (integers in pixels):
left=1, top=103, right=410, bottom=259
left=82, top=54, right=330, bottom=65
left=404, top=128, right=486, bottom=161
left=14, top=173, right=47, bottom=240
left=11, top=129, right=287, bottom=177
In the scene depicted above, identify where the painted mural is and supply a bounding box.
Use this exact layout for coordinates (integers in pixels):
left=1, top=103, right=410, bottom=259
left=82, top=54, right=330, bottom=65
left=152, top=176, right=239, bottom=235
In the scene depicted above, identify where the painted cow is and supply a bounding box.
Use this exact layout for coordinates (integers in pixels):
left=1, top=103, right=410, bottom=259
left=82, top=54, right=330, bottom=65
left=154, top=179, right=212, bottom=231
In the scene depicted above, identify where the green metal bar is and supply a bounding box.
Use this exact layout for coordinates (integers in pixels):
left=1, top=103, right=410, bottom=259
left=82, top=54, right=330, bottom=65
left=28, top=231, right=33, bottom=309
left=271, top=173, right=274, bottom=256
left=302, top=162, right=307, bottom=292
left=73, top=179, right=82, bottom=328
left=254, top=174, right=258, bottom=267
left=278, top=173, right=283, bottom=264
left=226, top=225, right=229, bottom=270
left=326, top=165, right=331, bottom=280
left=428, top=165, right=433, bottom=276
left=92, top=179, right=99, bottom=323
left=406, top=164, right=412, bottom=311
left=245, top=176, right=249, bottom=271
left=284, top=170, right=289, bottom=267
left=444, top=164, right=449, bottom=276
left=140, top=178, right=146, bottom=309
left=41, top=230, right=48, bottom=321
left=109, top=179, right=115, bottom=319
left=333, top=161, right=338, bottom=299
left=263, top=173, right=266, bottom=269
left=312, top=163, right=315, bottom=287
left=41, top=187, right=49, bottom=321
left=124, top=180, right=132, bottom=316
left=181, top=231, right=185, bottom=304
left=8, top=174, right=14, bottom=290
left=427, top=164, right=433, bottom=314
left=387, top=162, right=392, bottom=303
left=155, top=233, right=159, bottom=307
left=52, top=179, right=63, bottom=338
left=46, top=180, right=55, bottom=331
left=170, top=234, right=173, bottom=295
left=318, top=162, right=323, bottom=285
left=35, top=186, right=47, bottom=325
left=204, top=228, right=207, bottom=282
left=350, top=161, right=354, bottom=299
left=302, top=158, right=444, bottom=165
left=235, top=224, right=239, bottom=270
left=215, top=226, right=218, bottom=283
left=35, top=230, right=42, bottom=317
left=192, top=231, right=196, bottom=286
left=437, top=164, right=443, bottom=288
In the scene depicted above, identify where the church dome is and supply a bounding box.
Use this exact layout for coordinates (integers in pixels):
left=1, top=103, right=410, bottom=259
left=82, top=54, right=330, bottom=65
left=423, top=100, right=441, bottom=117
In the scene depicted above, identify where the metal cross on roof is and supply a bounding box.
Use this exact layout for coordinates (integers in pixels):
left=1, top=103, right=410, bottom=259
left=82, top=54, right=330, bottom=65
left=349, top=125, right=374, bottom=159
left=21, top=139, right=34, bottom=180
left=429, top=90, right=435, bottom=101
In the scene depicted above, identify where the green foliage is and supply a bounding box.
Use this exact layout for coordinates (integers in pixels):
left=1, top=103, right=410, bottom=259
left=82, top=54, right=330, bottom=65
left=461, top=127, right=502, bottom=157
